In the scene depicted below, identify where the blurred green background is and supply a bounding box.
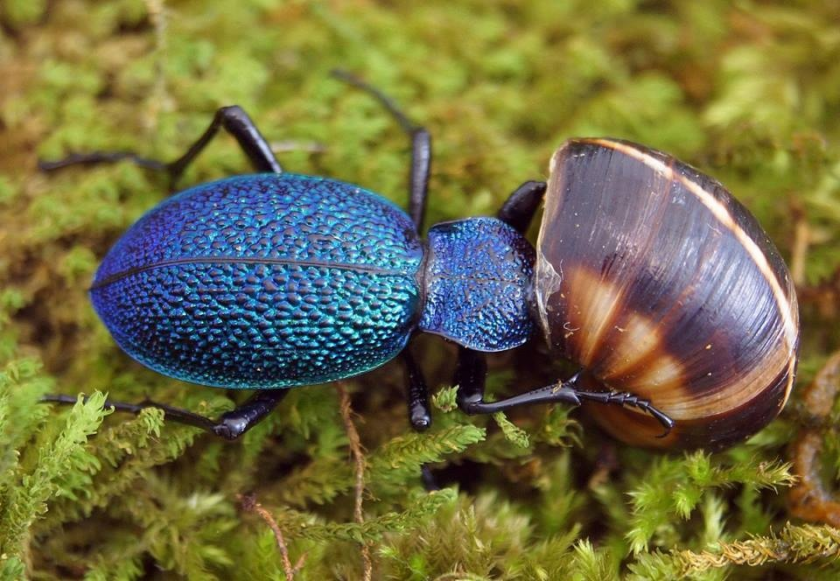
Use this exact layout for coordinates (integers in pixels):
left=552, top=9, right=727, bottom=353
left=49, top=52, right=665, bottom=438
left=1, top=0, right=840, bottom=579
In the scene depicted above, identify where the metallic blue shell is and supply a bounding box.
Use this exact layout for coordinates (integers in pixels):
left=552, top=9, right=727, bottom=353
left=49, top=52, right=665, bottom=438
left=91, top=174, right=423, bottom=389
left=419, top=218, right=535, bottom=351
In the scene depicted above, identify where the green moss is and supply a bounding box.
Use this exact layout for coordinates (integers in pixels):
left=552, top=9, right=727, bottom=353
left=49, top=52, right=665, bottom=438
left=1, top=0, right=840, bottom=578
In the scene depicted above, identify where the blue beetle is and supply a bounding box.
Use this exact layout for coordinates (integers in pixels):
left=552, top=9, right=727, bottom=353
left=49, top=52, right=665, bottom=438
left=42, top=71, right=672, bottom=440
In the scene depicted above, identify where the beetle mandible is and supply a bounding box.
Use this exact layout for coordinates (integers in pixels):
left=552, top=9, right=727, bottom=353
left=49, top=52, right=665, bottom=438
left=42, top=71, right=799, bottom=450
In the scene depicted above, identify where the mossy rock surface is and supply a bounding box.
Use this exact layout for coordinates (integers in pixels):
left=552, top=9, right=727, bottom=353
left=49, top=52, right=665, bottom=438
left=1, top=1, right=840, bottom=579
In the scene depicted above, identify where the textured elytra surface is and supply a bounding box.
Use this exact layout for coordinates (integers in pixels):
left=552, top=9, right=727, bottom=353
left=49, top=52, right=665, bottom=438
left=536, top=139, right=800, bottom=449
left=95, top=174, right=422, bottom=280
left=91, top=174, right=423, bottom=388
left=419, top=217, right=535, bottom=351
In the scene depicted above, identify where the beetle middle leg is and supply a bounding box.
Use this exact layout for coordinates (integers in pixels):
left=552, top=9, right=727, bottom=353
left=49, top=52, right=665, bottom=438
left=402, top=347, right=439, bottom=490
left=452, top=347, right=674, bottom=436
left=40, top=105, right=283, bottom=189
left=334, top=69, right=436, bottom=435
left=42, top=389, right=288, bottom=441
left=401, top=347, right=432, bottom=431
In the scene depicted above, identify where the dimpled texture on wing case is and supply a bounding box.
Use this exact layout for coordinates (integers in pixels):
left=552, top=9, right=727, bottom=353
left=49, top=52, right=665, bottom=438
left=91, top=174, right=423, bottom=388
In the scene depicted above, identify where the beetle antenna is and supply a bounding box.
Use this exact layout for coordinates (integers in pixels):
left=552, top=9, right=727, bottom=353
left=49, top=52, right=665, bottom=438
left=330, top=68, right=431, bottom=231
left=330, top=68, right=419, bottom=133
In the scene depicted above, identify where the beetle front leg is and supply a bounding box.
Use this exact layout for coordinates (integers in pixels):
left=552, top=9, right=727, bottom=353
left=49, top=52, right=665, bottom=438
left=454, top=346, right=582, bottom=414
left=40, top=105, right=282, bottom=190
left=41, top=389, right=288, bottom=440
left=452, top=347, right=674, bottom=434
left=454, top=346, right=581, bottom=413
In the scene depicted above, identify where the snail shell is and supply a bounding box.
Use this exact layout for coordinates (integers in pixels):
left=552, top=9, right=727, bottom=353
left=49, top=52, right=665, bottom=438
left=535, top=138, right=799, bottom=450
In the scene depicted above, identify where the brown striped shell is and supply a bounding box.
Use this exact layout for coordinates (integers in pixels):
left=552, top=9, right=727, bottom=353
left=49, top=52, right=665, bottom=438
left=535, top=138, right=799, bottom=450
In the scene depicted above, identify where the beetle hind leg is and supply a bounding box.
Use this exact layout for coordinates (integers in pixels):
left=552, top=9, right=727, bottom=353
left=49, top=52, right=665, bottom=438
left=41, top=389, right=288, bottom=440
left=39, top=105, right=282, bottom=190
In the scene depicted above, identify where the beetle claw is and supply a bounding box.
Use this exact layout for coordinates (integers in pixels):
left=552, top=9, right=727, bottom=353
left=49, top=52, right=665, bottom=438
left=649, top=408, right=675, bottom=438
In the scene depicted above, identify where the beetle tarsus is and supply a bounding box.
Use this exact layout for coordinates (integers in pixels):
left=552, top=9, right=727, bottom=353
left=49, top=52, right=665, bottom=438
left=331, top=69, right=418, bottom=133
left=648, top=407, right=675, bottom=438
left=570, top=389, right=675, bottom=437
left=626, top=397, right=675, bottom=437
left=40, top=393, right=82, bottom=405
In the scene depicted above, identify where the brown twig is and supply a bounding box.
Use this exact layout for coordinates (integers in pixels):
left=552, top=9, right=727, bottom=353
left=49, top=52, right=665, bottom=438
left=142, top=0, right=172, bottom=130
left=336, top=383, right=373, bottom=580
left=673, top=523, right=840, bottom=573
left=788, top=351, right=840, bottom=526
left=239, top=493, right=299, bottom=580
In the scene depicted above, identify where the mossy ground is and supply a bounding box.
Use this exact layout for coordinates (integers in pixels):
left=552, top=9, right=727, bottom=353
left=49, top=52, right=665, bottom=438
left=1, top=0, right=840, bottom=579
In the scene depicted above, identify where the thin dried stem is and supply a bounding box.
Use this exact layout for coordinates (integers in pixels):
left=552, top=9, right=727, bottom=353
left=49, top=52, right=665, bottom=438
left=142, top=0, right=172, bottom=129
left=239, top=493, right=299, bottom=580
left=673, top=523, right=840, bottom=574
left=336, top=383, right=373, bottom=580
